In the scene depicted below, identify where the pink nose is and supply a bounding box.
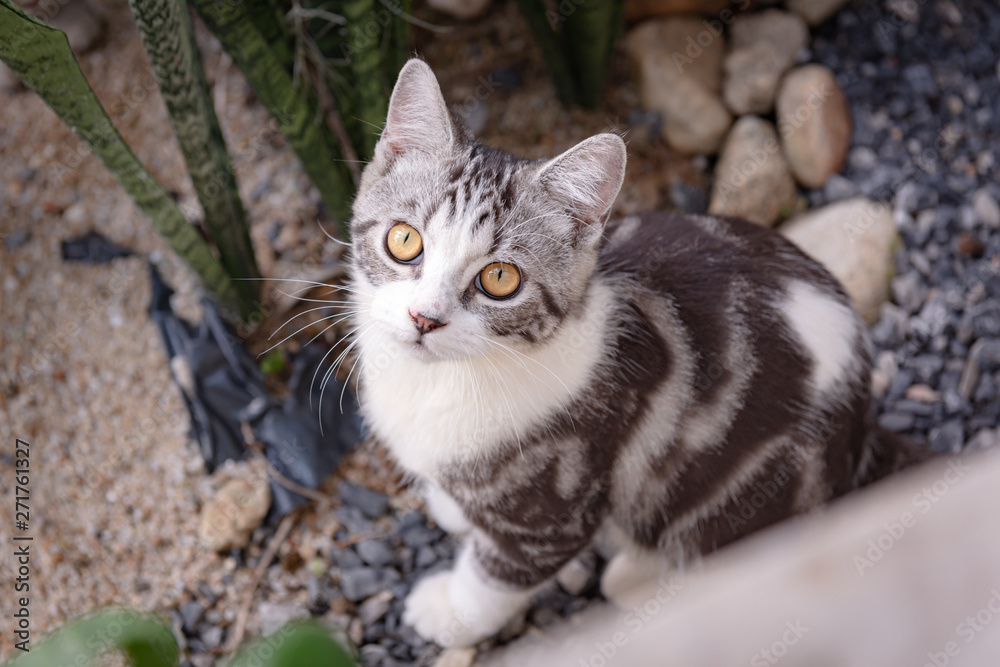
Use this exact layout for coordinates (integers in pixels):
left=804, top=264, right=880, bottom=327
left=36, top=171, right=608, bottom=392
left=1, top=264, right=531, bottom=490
left=409, top=309, right=446, bottom=334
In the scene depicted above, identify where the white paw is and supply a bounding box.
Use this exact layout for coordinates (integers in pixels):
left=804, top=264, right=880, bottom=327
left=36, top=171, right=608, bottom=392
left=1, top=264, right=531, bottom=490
left=403, top=571, right=484, bottom=647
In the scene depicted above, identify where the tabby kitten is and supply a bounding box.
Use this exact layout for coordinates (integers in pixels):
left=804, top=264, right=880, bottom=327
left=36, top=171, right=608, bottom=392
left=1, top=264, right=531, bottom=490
left=347, top=59, right=923, bottom=646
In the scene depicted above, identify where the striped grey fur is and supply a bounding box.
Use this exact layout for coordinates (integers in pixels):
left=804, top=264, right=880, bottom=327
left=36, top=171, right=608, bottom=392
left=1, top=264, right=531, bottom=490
left=347, top=60, right=928, bottom=644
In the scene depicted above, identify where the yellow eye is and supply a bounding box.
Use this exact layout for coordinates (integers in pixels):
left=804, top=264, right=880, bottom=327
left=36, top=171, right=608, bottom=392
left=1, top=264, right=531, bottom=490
left=386, top=223, right=423, bottom=262
left=478, top=262, right=521, bottom=299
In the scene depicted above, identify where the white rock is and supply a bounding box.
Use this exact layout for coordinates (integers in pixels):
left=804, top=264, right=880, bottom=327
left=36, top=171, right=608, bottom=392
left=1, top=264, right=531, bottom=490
left=626, top=18, right=732, bottom=154
left=626, top=17, right=725, bottom=93
left=426, top=0, right=491, bottom=19
left=709, top=116, right=797, bottom=226
left=785, top=0, right=849, bottom=26
left=625, top=0, right=732, bottom=21
left=729, top=9, right=809, bottom=63
left=433, top=647, right=477, bottom=667
left=780, top=197, right=899, bottom=324
left=973, top=188, right=1000, bottom=228
left=722, top=41, right=786, bottom=115
left=777, top=64, right=851, bottom=189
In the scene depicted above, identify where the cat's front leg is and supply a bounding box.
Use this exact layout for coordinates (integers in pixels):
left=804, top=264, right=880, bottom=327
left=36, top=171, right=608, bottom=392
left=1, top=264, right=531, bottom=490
left=423, top=481, right=473, bottom=535
left=403, top=536, right=537, bottom=646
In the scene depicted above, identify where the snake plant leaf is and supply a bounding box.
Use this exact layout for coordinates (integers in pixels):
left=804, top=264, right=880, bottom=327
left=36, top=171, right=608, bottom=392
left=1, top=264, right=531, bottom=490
left=190, top=0, right=355, bottom=234
left=563, top=0, right=623, bottom=108
left=3, top=609, right=179, bottom=667
left=128, top=0, right=261, bottom=308
left=343, top=0, right=386, bottom=159
left=0, top=0, right=247, bottom=318
left=513, top=0, right=623, bottom=109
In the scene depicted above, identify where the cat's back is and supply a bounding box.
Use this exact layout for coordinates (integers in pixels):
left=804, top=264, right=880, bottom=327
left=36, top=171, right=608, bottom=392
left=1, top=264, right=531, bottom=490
left=592, top=212, right=876, bottom=555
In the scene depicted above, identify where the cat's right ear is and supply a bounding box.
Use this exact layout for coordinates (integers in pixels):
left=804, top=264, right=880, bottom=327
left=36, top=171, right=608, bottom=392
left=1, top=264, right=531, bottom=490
left=375, top=59, right=455, bottom=163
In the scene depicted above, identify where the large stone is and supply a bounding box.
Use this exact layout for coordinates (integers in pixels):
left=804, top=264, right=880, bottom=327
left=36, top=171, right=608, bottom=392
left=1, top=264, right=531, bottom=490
left=780, top=197, right=899, bottom=323
left=426, top=0, right=491, bottom=19
left=722, top=42, right=786, bottom=115
left=730, top=9, right=809, bottom=62
left=723, top=10, right=807, bottom=115
left=197, top=477, right=271, bottom=551
left=625, top=0, right=731, bottom=21
left=785, top=0, right=849, bottom=25
left=626, top=17, right=732, bottom=154
left=776, top=64, right=851, bottom=189
left=626, top=17, right=726, bottom=92
left=709, top=116, right=796, bottom=226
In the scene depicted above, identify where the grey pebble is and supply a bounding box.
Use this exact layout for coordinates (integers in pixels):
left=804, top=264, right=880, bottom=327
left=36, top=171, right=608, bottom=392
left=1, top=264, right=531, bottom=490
left=179, top=601, right=205, bottom=635
left=929, top=420, right=965, bottom=454
left=340, top=567, right=401, bottom=602
left=340, top=482, right=389, bottom=520
left=336, top=506, right=375, bottom=535
left=358, top=592, right=393, bottom=625
left=878, top=412, right=915, bottom=432
left=356, top=538, right=395, bottom=567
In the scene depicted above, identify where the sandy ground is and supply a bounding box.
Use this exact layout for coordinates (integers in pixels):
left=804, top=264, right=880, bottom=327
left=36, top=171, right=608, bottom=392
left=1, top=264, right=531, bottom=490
left=0, top=0, right=695, bottom=660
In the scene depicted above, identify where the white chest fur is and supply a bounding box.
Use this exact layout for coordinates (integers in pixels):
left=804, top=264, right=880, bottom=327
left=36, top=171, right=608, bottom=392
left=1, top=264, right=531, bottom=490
left=358, top=282, right=614, bottom=479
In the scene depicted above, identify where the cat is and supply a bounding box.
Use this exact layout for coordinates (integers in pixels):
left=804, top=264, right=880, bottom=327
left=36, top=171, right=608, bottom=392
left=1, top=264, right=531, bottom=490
left=345, top=58, right=926, bottom=646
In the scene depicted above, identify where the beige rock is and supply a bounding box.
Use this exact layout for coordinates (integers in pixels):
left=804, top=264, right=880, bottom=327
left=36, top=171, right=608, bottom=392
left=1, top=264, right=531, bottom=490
left=626, top=18, right=731, bottom=154
left=625, top=16, right=726, bottom=93
left=427, top=0, right=491, bottom=20
left=641, top=63, right=733, bottom=154
left=709, top=116, right=796, bottom=226
left=625, top=0, right=731, bottom=21
left=780, top=197, right=899, bottom=323
left=777, top=64, right=851, bottom=189
left=198, top=476, right=271, bottom=551
left=730, top=9, right=809, bottom=62
left=722, top=41, right=786, bottom=115
left=785, top=0, right=848, bottom=26
left=433, top=647, right=477, bottom=667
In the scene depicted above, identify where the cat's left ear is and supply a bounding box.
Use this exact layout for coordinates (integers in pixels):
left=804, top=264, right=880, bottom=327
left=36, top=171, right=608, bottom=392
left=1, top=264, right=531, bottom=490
left=536, top=133, right=627, bottom=241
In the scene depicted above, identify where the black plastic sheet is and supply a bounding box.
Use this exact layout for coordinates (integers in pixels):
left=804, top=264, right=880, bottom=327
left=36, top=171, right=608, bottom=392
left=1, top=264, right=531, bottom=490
left=148, top=264, right=360, bottom=518
left=61, top=231, right=134, bottom=263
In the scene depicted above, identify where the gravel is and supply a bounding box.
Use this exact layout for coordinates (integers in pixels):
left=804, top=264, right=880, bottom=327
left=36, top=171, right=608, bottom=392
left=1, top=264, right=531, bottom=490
left=809, top=0, right=1000, bottom=452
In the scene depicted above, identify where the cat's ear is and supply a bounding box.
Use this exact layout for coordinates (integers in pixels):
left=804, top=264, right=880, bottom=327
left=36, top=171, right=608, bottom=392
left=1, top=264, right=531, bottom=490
left=375, top=59, right=455, bottom=162
left=536, top=133, right=627, bottom=238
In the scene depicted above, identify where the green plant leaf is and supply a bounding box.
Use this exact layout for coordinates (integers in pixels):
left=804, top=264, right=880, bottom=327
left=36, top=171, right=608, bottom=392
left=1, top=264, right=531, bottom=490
left=0, top=0, right=246, bottom=319
left=3, top=609, right=178, bottom=667
left=260, top=348, right=287, bottom=375
left=190, top=0, right=356, bottom=235
left=129, top=0, right=262, bottom=310
left=226, top=621, right=356, bottom=667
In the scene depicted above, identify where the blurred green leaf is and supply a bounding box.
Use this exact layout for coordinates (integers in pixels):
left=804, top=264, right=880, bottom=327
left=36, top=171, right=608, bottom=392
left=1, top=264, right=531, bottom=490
left=227, top=621, right=356, bottom=667
left=3, top=609, right=178, bottom=667
left=260, top=348, right=288, bottom=375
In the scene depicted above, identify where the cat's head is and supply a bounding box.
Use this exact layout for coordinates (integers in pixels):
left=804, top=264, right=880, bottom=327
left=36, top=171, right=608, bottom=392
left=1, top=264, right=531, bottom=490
left=349, top=59, right=626, bottom=361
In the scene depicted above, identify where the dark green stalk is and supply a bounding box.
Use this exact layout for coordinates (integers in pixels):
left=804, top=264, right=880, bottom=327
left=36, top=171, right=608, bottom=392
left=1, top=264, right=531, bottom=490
left=563, top=0, right=623, bottom=108
left=128, top=0, right=261, bottom=308
left=512, top=0, right=578, bottom=105
left=190, top=0, right=355, bottom=234
left=343, top=0, right=386, bottom=159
